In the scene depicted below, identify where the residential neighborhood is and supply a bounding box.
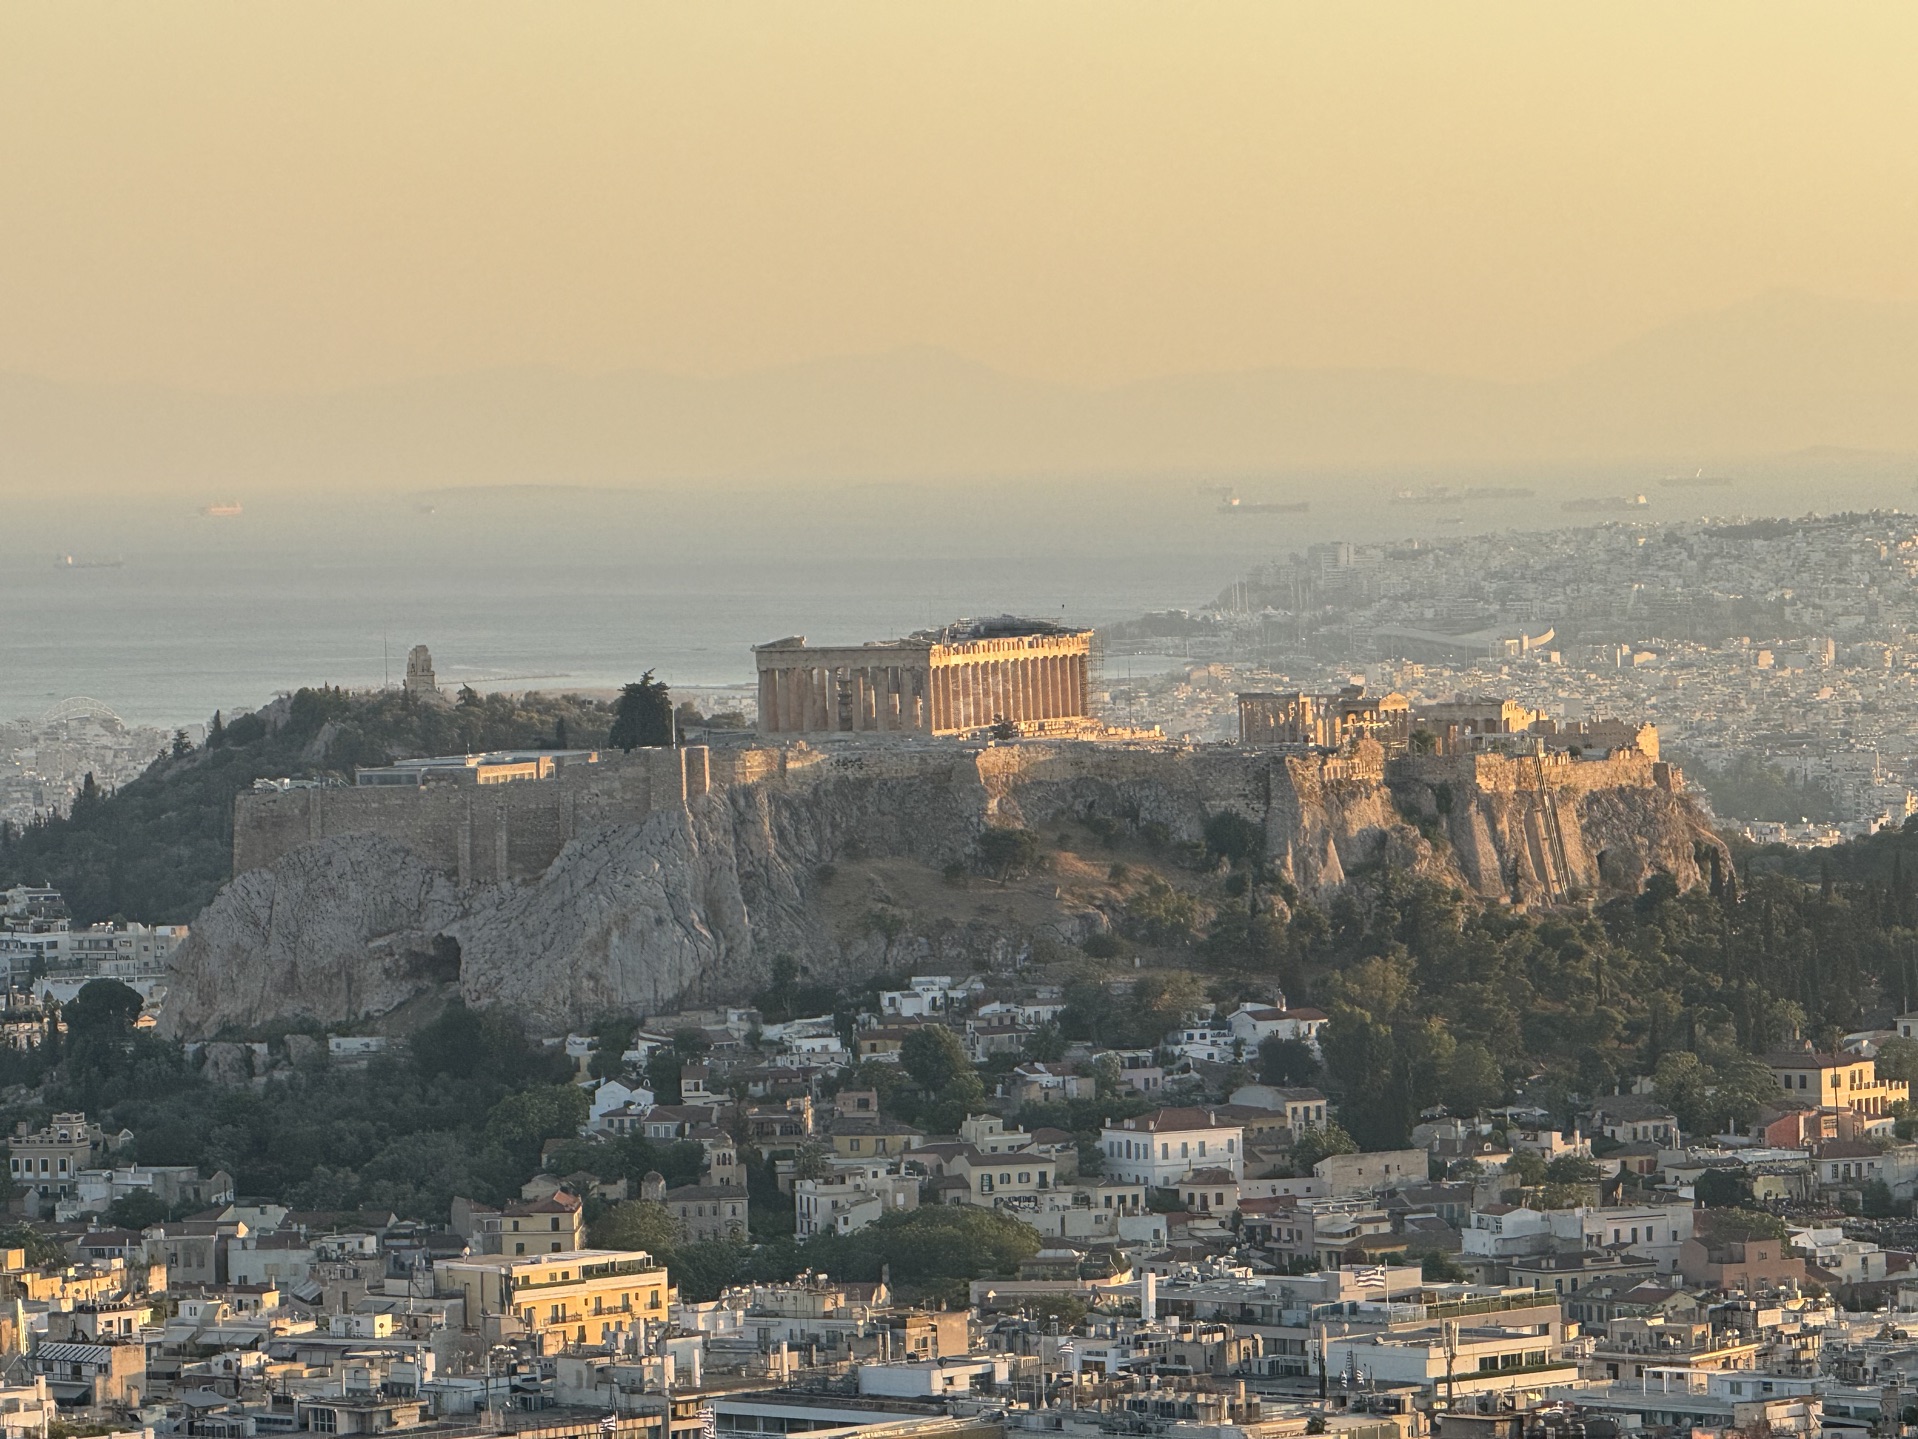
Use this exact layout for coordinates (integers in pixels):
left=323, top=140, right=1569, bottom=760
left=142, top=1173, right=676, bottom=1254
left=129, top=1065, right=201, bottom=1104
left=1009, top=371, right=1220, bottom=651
left=8, top=953, right=1918, bottom=1439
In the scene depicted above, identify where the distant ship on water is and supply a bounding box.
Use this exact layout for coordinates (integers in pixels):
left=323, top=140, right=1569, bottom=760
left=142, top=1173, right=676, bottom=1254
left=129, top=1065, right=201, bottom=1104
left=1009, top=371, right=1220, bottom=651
left=1216, top=488, right=1308, bottom=515
left=55, top=554, right=124, bottom=570
left=1391, top=483, right=1534, bottom=505
left=1660, top=471, right=1733, bottom=489
left=1563, top=493, right=1650, bottom=513
left=201, top=501, right=244, bottom=518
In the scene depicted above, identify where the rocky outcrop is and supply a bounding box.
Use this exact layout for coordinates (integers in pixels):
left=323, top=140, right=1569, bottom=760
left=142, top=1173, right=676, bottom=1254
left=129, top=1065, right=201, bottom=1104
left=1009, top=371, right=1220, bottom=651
left=162, top=740, right=1726, bottom=1037
left=162, top=834, right=465, bottom=1038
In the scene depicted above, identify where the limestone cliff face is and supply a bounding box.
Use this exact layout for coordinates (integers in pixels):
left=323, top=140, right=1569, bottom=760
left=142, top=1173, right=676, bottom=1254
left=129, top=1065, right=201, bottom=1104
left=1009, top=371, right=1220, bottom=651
left=161, top=834, right=466, bottom=1039
left=162, top=741, right=1727, bottom=1037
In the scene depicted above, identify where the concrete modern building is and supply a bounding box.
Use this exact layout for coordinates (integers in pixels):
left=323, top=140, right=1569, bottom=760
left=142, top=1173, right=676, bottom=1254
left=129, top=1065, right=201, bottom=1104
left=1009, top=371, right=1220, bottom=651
left=755, top=617, right=1094, bottom=737
left=437, top=1248, right=670, bottom=1347
left=1767, top=1049, right=1909, bottom=1118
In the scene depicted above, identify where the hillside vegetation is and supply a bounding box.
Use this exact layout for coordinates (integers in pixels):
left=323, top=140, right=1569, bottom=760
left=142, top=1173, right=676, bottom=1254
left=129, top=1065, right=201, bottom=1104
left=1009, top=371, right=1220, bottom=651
left=0, top=687, right=615, bottom=924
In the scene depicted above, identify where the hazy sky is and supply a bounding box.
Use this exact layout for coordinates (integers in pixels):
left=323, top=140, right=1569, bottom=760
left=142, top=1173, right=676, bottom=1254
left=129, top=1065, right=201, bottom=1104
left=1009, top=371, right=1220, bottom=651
left=5, top=4, right=1917, bottom=393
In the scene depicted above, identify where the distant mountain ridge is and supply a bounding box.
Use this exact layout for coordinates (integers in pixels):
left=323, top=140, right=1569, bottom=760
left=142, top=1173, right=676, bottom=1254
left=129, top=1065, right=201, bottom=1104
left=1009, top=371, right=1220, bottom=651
left=6, top=289, right=1918, bottom=493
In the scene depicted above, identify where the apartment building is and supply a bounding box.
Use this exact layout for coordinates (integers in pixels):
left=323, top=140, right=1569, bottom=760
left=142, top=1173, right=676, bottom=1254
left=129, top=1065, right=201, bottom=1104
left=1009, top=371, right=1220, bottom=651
left=439, top=1249, right=671, bottom=1347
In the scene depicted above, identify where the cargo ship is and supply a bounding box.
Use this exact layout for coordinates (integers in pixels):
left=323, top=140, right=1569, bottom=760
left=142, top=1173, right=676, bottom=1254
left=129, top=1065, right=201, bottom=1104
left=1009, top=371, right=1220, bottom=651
left=1218, top=490, right=1308, bottom=515
left=201, top=501, right=244, bottom=517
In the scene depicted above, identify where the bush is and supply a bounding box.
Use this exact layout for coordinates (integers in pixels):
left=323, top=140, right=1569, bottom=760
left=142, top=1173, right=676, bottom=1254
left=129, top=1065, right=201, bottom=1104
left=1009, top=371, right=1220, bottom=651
left=976, top=827, right=1042, bottom=880
left=1125, top=876, right=1198, bottom=945
left=1203, top=811, right=1263, bottom=868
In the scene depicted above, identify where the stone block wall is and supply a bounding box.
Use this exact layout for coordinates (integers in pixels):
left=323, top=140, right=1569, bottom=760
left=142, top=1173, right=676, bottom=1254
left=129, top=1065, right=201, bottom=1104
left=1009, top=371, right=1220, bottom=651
left=232, top=747, right=711, bottom=885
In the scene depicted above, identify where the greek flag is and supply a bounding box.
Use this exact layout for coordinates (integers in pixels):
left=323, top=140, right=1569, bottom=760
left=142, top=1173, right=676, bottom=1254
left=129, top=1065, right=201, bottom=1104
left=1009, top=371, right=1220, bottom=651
left=1354, top=1266, right=1389, bottom=1289
left=700, top=1406, right=717, bottom=1439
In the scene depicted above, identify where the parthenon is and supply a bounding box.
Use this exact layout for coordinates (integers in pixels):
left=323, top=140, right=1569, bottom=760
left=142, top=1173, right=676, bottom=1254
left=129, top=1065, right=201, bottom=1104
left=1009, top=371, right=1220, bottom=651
left=754, top=617, right=1094, bottom=737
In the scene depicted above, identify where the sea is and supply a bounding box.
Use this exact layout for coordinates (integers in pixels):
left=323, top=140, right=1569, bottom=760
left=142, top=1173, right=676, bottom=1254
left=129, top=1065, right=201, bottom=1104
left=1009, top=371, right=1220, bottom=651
left=6, top=464, right=1916, bottom=730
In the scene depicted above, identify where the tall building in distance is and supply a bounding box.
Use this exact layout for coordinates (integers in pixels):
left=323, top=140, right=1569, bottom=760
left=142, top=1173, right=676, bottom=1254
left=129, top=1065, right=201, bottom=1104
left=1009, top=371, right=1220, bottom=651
left=755, top=617, right=1093, bottom=738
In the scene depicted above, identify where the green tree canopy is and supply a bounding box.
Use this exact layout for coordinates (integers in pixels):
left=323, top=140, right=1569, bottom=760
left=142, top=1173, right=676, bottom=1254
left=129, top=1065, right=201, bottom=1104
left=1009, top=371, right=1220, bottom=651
left=67, top=979, right=144, bottom=1035
left=976, top=827, right=1042, bottom=880
left=1203, top=810, right=1264, bottom=868
left=609, top=673, right=674, bottom=751
left=1290, top=1121, right=1358, bottom=1175
left=900, top=1026, right=972, bottom=1094
left=1258, top=1036, right=1321, bottom=1086
left=484, top=1085, right=590, bottom=1166
left=589, top=1199, right=683, bottom=1255
left=105, top=1189, right=170, bottom=1230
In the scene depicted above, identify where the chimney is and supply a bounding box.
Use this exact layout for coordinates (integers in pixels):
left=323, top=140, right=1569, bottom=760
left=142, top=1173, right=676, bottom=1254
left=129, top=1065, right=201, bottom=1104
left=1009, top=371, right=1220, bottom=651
left=1140, top=1270, right=1157, bottom=1324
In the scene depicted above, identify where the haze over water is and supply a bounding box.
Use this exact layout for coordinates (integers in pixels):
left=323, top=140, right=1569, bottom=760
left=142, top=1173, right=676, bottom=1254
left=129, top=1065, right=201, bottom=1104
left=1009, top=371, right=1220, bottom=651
left=10, top=462, right=1917, bottom=729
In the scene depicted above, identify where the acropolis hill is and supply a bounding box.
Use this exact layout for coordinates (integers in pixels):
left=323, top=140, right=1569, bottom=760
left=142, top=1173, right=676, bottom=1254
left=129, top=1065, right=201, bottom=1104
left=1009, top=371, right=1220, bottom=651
left=169, top=629, right=1722, bottom=1038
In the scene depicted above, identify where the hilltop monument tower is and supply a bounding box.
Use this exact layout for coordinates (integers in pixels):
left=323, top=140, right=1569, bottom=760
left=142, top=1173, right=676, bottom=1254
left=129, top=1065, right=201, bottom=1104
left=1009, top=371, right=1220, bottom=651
left=403, top=645, right=444, bottom=702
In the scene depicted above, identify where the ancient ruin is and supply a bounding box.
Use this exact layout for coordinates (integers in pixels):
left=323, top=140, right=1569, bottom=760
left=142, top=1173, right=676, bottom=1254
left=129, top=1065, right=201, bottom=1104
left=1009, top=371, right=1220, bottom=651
left=1236, top=685, right=1412, bottom=752
left=755, top=617, right=1094, bottom=738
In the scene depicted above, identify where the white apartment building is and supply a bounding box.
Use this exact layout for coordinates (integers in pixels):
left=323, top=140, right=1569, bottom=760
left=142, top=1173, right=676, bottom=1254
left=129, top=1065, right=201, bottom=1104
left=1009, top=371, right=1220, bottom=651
left=1462, top=1202, right=1693, bottom=1274
left=0, top=922, right=186, bottom=978
left=794, top=1165, right=918, bottom=1238
left=1101, top=1108, right=1243, bottom=1189
left=1789, top=1226, right=1890, bottom=1285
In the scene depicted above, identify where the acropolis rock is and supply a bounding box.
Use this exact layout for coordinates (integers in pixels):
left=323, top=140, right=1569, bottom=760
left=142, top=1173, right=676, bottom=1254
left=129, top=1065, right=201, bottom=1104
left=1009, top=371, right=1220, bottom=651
left=162, top=739, right=1726, bottom=1038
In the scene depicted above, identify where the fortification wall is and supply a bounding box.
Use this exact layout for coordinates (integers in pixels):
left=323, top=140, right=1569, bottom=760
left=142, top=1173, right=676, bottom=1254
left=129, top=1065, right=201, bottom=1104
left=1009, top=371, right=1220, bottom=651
left=1386, top=748, right=1661, bottom=797
left=233, top=747, right=708, bottom=884
left=233, top=736, right=1696, bottom=900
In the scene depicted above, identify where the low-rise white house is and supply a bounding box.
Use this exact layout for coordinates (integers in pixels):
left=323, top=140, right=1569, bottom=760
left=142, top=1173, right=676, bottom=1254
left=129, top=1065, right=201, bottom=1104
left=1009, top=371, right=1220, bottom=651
left=1225, top=1003, right=1330, bottom=1055
left=878, top=976, right=983, bottom=1019
left=587, top=1078, right=657, bottom=1128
